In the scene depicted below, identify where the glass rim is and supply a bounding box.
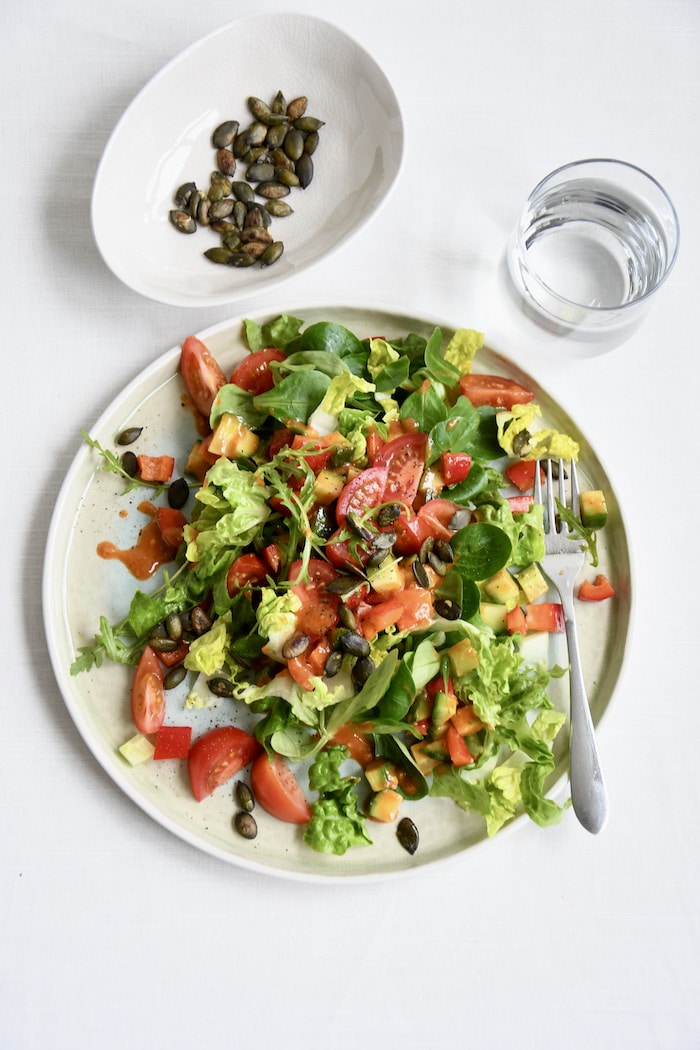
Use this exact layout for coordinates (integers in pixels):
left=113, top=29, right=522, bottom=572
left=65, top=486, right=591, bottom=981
left=514, top=157, right=681, bottom=317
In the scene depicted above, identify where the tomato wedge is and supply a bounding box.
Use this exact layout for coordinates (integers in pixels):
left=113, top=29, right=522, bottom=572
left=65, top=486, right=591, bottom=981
left=441, top=452, right=472, bottom=485
left=459, top=374, right=535, bottom=409
left=288, top=558, right=340, bottom=637
left=229, top=347, right=286, bottom=395
left=373, top=433, right=427, bottom=507
left=131, top=645, right=166, bottom=735
left=188, top=726, right=261, bottom=802
left=250, top=752, right=313, bottom=824
left=180, top=335, right=227, bottom=417
left=156, top=507, right=187, bottom=549
left=335, top=464, right=388, bottom=527
left=226, top=552, right=268, bottom=595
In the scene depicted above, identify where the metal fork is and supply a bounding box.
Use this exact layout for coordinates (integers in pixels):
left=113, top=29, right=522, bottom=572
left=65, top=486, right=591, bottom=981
left=534, top=459, right=609, bottom=834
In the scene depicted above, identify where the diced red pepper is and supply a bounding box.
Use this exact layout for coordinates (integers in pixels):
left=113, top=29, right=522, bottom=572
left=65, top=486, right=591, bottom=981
left=524, top=602, right=565, bottom=633
left=262, top=543, right=282, bottom=574
left=507, top=495, right=534, bottom=514
left=358, top=596, right=405, bottom=641
left=441, top=452, right=472, bottom=485
left=578, top=574, right=616, bottom=601
left=156, top=507, right=187, bottom=549
left=505, top=459, right=543, bottom=492
left=156, top=640, right=189, bottom=668
left=137, top=455, right=175, bottom=483
left=153, top=725, right=192, bottom=760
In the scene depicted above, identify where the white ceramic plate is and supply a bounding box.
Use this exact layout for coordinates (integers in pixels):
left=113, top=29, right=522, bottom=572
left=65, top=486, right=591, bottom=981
left=43, top=305, right=632, bottom=882
left=91, top=14, right=404, bottom=308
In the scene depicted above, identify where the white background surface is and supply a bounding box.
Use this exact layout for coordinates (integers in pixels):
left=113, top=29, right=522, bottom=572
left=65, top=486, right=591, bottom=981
left=2, top=1, right=698, bottom=1048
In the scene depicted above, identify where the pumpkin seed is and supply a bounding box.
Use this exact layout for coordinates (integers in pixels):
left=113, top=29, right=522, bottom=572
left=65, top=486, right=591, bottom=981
left=412, top=558, right=430, bottom=588
left=148, top=635, right=178, bottom=653
left=245, top=121, right=269, bottom=146
left=265, top=122, right=289, bottom=149
left=163, top=665, right=186, bottom=690
left=324, top=649, right=344, bottom=678
left=282, top=635, right=310, bottom=659
left=204, top=246, right=234, bottom=265
left=121, top=450, right=138, bottom=476
left=188, top=190, right=202, bottom=219
left=216, top=148, right=237, bottom=176
left=346, top=512, right=373, bottom=542
left=233, top=200, right=248, bottom=228
left=293, top=115, right=325, bottom=132
left=174, top=181, right=197, bottom=207
left=433, top=539, right=454, bottom=563
left=190, top=606, right=212, bottom=635
left=418, top=537, right=434, bottom=563
left=449, top=509, right=471, bottom=531
left=397, top=817, right=419, bottom=855
left=241, top=226, right=273, bottom=244
left=231, top=180, right=255, bottom=203
left=208, top=677, right=235, bottom=698
left=271, top=90, right=287, bottom=115
left=434, top=598, right=462, bottom=620
left=169, top=209, right=196, bottom=234
left=234, top=811, right=257, bottom=840
left=228, top=251, right=257, bottom=267
left=377, top=504, right=401, bottom=527
left=275, top=167, right=300, bottom=187
left=366, top=549, right=389, bottom=569
left=264, top=199, right=294, bottom=217
left=241, top=240, right=270, bottom=259
left=168, top=476, right=189, bottom=509
left=260, top=241, right=284, bottom=267
left=212, top=120, right=239, bottom=148
left=116, top=426, right=143, bottom=445
left=295, top=153, right=314, bottom=189
left=304, top=130, right=319, bottom=155
left=246, top=161, right=276, bottom=183
left=208, top=198, right=235, bottom=220
left=326, top=575, right=361, bottom=596
left=286, top=96, right=308, bottom=121
left=338, top=605, right=357, bottom=631
left=222, top=230, right=242, bottom=251
left=339, top=632, right=370, bottom=658
left=235, top=781, right=255, bottom=812
left=352, top=655, right=375, bottom=686
left=427, top=551, right=448, bottom=576
left=165, top=612, right=183, bottom=641
left=255, top=181, right=290, bottom=199
left=210, top=218, right=236, bottom=234
left=371, top=531, right=396, bottom=550
left=283, top=127, right=305, bottom=161
left=197, top=196, right=211, bottom=226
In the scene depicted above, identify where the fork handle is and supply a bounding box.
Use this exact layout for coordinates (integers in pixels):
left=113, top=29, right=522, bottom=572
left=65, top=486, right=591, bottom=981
left=561, top=594, right=610, bottom=834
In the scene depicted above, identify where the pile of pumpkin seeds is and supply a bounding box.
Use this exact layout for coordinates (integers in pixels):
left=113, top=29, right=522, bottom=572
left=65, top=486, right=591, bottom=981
left=169, top=91, right=324, bottom=269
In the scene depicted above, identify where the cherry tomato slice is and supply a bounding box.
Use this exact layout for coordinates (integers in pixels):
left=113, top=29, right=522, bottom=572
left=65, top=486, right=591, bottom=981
left=250, top=752, right=313, bottom=824
left=459, top=373, right=535, bottom=409
left=373, top=433, right=427, bottom=507
left=188, top=727, right=261, bottom=802
left=335, top=465, right=388, bottom=527
left=226, top=553, right=269, bottom=595
left=131, top=645, right=166, bottom=735
left=229, top=348, right=286, bottom=396
left=180, top=336, right=227, bottom=417
left=156, top=507, right=187, bottom=550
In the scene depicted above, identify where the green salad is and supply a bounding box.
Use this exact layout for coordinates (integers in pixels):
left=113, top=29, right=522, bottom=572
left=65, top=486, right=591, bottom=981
left=73, top=314, right=614, bottom=857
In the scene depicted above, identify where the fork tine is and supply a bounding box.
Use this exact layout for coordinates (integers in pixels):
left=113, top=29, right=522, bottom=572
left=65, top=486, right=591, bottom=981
left=545, top=459, right=557, bottom=533
left=570, top=459, right=580, bottom=518
left=534, top=459, right=542, bottom=505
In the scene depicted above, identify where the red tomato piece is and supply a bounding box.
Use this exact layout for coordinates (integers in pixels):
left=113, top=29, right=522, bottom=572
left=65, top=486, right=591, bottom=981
left=262, top=543, right=282, bottom=574
left=441, top=452, right=472, bottom=485
left=226, top=552, right=268, bottom=595
left=505, top=459, right=544, bottom=492
left=505, top=605, right=528, bottom=635
left=373, top=433, right=427, bottom=507
left=288, top=558, right=340, bottom=638
left=359, top=596, right=405, bottom=641
left=417, top=498, right=462, bottom=540
left=157, top=640, right=189, bottom=668
left=446, top=723, right=475, bottom=767
left=137, top=455, right=175, bottom=483
left=395, top=588, right=434, bottom=631
left=426, top=674, right=455, bottom=700
left=131, top=645, right=166, bottom=735
left=578, top=574, right=616, bottom=601
left=365, top=430, right=384, bottom=464
left=188, top=726, right=261, bottom=802
left=229, top=347, right=286, bottom=395
left=156, top=507, right=187, bottom=549
left=325, top=529, right=370, bottom=572
left=507, top=495, right=534, bottom=514
left=153, top=725, right=192, bottom=760
left=392, top=511, right=434, bottom=555
left=335, top=465, right=388, bottom=527
left=525, top=602, right=565, bottom=633
left=291, top=432, right=345, bottom=474
left=267, top=426, right=295, bottom=459
left=180, top=335, right=227, bottom=417
left=459, top=373, right=535, bottom=409
left=250, top=752, right=313, bottom=824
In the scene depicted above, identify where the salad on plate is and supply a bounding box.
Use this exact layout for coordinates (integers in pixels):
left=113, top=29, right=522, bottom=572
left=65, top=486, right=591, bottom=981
left=72, top=314, right=615, bottom=858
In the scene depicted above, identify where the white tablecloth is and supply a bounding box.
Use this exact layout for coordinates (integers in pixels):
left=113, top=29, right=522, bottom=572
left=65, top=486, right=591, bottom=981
left=3, top=1, right=699, bottom=1047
